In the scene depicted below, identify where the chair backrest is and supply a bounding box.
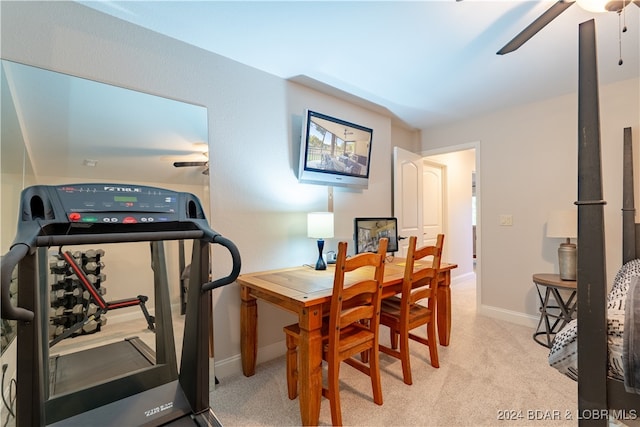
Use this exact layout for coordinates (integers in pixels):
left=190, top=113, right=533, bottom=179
left=402, top=234, right=444, bottom=307
left=327, top=238, right=388, bottom=350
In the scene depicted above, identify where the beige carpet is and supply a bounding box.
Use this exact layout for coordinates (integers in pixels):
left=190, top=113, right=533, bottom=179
left=210, top=277, right=577, bottom=426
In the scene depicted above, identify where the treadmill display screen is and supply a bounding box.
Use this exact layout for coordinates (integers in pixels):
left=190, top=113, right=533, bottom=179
left=114, top=196, right=138, bottom=203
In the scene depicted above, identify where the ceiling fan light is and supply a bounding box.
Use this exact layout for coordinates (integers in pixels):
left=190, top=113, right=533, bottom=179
left=576, top=0, right=618, bottom=12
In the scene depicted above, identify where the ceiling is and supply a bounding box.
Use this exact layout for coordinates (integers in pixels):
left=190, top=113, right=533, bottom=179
left=3, top=1, right=639, bottom=187
left=78, top=0, right=640, bottom=129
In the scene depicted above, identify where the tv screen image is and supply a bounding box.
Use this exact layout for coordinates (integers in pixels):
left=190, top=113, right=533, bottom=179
left=354, top=217, right=399, bottom=254
left=298, top=110, right=373, bottom=189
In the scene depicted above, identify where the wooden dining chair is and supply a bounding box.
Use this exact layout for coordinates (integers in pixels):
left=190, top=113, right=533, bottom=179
left=379, top=234, right=444, bottom=385
left=283, top=238, right=388, bottom=426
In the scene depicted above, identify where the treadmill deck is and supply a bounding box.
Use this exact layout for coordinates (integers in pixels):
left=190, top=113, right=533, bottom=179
left=49, top=336, right=155, bottom=396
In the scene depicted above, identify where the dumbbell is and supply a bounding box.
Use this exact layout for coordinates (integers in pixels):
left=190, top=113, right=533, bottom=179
left=51, top=274, right=67, bottom=284
left=50, top=288, right=84, bottom=300
left=68, top=273, right=105, bottom=285
left=86, top=273, right=107, bottom=284
left=82, top=322, right=99, bottom=334
left=50, top=304, right=84, bottom=317
left=82, top=316, right=107, bottom=333
left=86, top=303, right=99, bottom=316
left=49, top=259, right=69, bottom=273
left=84, top=261, right=105, bottom=272
left=49, top=259, right=65, bottom=268
left=84, top=249, right=105, bottom=259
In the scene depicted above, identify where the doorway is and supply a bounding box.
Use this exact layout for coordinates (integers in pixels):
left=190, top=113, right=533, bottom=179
left=422, top=143, right=481, bottom=288
left=394, top=144, right=479, bottom=290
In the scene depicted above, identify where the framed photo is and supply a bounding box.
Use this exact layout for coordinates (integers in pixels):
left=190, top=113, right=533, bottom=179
left=354, top=217, right=398, bottom=254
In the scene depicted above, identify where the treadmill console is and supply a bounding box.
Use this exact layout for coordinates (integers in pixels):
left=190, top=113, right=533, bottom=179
left=13, top=183, right=211, bottom=247
left=56, top=184, right=182, bottom=224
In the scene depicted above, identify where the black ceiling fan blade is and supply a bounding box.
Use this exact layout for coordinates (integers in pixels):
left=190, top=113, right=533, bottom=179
left=497, top=0, right=574, bottom=55
left=173, top=161, right=208, bottom=167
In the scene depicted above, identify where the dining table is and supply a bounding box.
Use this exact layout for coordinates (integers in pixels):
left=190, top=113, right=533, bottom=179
left=237, top=257, right=457, bottom=426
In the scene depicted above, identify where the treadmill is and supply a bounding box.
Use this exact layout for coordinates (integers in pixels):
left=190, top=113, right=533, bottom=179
left=1, top=183, right=241, bottom=426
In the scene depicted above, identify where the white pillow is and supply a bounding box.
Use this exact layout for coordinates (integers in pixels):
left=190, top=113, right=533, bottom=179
left=608, top=259, right=640, bottom=311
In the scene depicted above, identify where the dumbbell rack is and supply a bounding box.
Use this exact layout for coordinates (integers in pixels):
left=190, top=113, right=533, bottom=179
left=48, top=249, right=107, bottom=344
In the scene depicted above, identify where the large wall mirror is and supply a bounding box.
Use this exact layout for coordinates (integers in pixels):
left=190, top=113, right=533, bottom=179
left=0, top=60, right=209, bottom=354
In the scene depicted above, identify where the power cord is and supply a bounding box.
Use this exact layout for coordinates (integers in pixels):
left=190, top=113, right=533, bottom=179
left=1, top=363, right=16, bottom=426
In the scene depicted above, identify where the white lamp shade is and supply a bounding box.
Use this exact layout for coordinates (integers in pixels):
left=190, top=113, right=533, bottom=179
left=547, top=209, right=577, bottom=239
left=307, top=212, right=334, bottom=239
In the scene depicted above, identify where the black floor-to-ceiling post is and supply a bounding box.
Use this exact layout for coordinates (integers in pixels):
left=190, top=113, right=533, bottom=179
left=576, top=18, right=607, bottom=427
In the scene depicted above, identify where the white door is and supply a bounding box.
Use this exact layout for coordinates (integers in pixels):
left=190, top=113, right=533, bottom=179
left=422, top=161, right=444, bottom=247
left=393, top=147, right=423, bottom=257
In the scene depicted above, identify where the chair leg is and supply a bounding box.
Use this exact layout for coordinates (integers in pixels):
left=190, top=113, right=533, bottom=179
left=427, top=321, right=439, bottom=369
left=390, top=327, right=398, bottom=350
left=285, top=333, right=298, bottom=399
left=360, top=320, right=370, bottom=363
left=399, top=325, right=413, bottom=385
left=360, top=350, right=369, bottom=364
left=369, top=346, right=383, bottom=405
left=327, top=358, right=342, bottom=426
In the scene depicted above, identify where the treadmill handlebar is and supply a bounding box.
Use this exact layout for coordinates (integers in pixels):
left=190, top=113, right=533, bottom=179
left=35, top=230, right=206, bottom=247
left=203, top=235, right=241, bottom=292
left=1, top=244, right=34, bottom=322
left=1, top=229, right=241, bottom=321
left=1, top=184, right=242, bottom=321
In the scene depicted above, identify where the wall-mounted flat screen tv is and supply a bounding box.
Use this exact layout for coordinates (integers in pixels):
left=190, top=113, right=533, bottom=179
left=354, top=217, right=399, bottom=254
left=298, top=110, right=373, bottom=189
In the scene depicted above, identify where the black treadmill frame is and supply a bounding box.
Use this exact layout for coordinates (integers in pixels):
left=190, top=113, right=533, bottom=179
left=1, top=183, right=240, bottom=426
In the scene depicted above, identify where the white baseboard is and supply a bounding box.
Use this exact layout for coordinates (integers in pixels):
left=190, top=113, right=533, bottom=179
left=213, top=340, right=286, bottom=380
left=451, top=271, right=475, bottom=285
left=478, top=304, right=538, bottom=328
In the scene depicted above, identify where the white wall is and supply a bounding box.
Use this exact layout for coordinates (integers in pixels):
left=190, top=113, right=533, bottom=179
left=0, top=1, right=415, bottom=377
left=422, top=78, right=640, bottom=326
left=209, top=81, right=396, bottom=363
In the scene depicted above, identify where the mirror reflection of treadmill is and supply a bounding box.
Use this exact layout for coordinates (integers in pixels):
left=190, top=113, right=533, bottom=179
left=50, top=337, right=154, bottom=396
left=45, top=239, right=191, bottom=426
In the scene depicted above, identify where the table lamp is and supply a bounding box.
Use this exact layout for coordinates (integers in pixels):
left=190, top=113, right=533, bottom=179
left=546, top=209, right=577, bottom=281
left=307, top=212, right=334, bottom=270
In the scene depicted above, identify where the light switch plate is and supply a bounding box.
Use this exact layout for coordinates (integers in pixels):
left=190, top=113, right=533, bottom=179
left=499, top=214, right=513, bottom=226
